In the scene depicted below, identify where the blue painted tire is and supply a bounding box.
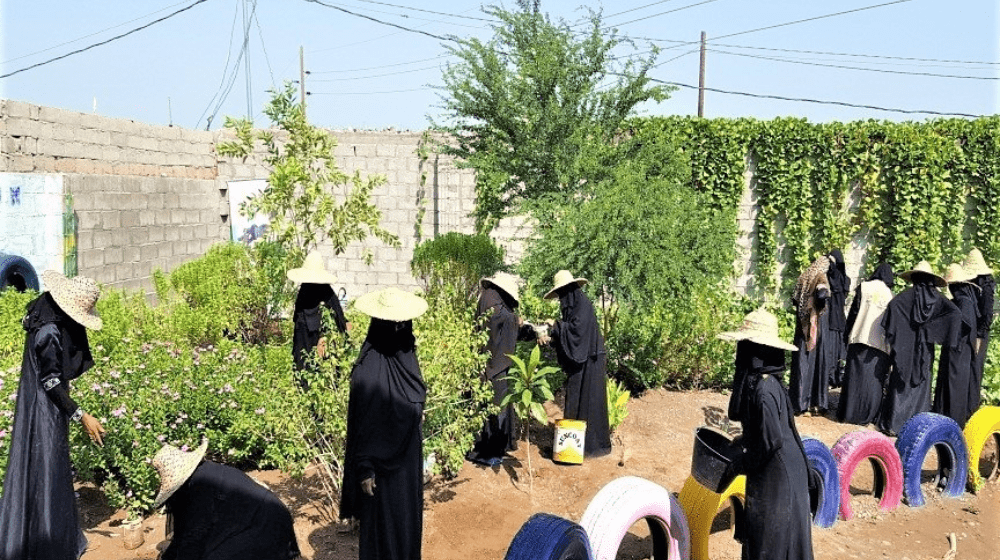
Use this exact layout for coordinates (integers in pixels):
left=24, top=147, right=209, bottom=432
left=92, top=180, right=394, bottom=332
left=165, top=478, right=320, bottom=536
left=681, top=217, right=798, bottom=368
left=505, top=513, right=593, bottom=560
left=802, top=437, right=840, bottom=528
left=0, top=253, right=39, bottom=292
left=896, top=412, right=969, bottom=507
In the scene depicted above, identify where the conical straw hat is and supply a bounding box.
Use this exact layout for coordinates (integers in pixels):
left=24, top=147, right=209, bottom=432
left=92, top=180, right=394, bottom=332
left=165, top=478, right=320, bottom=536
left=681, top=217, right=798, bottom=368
left=717, top=308, right=798, bottom=352
left=481, top=272, right=521, bottom=303
left=898, top=260, right=946, bottom=287
left=944, top=263, right=980, bottom=295
left=543, top=270, right=588, bottom=300
left=287, top=251, right=338, bottom=285
left=152, top=438, right=208, bottom=509
left=41, top=270, right=102, bottom=331
left=963, top=248, right=993, bottom=276
left=353, top=287, right=428, bottom=322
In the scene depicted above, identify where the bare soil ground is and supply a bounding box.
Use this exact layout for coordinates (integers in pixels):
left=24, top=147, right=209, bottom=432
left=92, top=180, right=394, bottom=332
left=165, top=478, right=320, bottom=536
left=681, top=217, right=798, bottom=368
left=80, top=388, right=999, bottom=560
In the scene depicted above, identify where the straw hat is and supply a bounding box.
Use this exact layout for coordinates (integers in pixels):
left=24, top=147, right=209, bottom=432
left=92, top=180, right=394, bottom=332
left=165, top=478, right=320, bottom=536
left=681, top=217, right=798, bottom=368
left=481, top=272, right=521, bottom=303
left=944, top=263, right=981, bottom=293
left=151, top=438, right=208, bottom=509
left=286, top=251, right=338, bottom=285
left=898, top=260, right=946, bottom=287
left=963, top=248, right=993, bottom=276
left=41, top=270, right=102, bottom=331
left=543, top=270, right=588, bottom=300
left=717, top=308, right=798, bottom=352
left=354, top=287, right=428, bottom=322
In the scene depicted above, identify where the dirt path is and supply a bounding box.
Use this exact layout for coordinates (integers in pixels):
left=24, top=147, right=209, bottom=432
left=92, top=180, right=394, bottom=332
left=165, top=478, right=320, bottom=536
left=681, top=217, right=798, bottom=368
left=80, top=388, right=999, bottom=560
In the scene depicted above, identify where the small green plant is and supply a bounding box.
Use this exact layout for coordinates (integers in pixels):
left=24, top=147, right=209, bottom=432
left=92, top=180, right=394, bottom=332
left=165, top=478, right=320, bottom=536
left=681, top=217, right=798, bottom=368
left=607, top=379, right=630, bottom=432
left=502, top=344, right=558, bottom=491
left=411, top=232, right=505, bottom=307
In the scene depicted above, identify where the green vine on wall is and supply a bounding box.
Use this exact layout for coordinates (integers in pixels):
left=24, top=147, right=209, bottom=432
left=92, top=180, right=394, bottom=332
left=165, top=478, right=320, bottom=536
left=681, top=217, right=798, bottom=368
left=415, top=130, right=432, bottom=242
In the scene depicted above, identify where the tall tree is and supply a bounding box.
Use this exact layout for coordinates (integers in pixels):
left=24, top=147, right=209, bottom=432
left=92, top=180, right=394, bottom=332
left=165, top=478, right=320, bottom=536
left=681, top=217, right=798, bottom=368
left=433, top=2, right=671, bottom=231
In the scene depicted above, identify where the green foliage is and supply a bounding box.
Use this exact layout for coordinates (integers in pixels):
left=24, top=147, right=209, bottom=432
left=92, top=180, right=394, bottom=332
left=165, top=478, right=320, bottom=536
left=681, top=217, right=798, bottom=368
left=606, top=378, right=630, bottom=432
left=217, top=82, right=400, bottom=263
left=503, top=344, right=558, bottom=426
left=982, top=323, right=1000, bottom=406
left=411, top=232, right=506, bottom=307
left=433, top=2, right=671, bottom=231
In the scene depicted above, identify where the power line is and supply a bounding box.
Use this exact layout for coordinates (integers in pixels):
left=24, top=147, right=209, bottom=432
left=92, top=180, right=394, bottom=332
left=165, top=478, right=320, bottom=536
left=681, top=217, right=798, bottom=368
left=1, top=0, right=193, bottom=65
left=307, top=53, right=451, bottom=74
left=253, top=4, right=276, bottom=87
left=646, top=77, right=982, bottom=118
left=612, top=0, right=725, bottom=27
left=711, top=49, right=1000, bottom=80
left=707, top=42, right=1000, bottom=67
left=346, top=0, right=494, bottom=22
left=307, top=87, right=427, bottom=95
left=605, top=0, right=682, bottom=20
left=0, top=0, right=212, bottom=80
left=711, top=0, right=914, bottom=42
left=302, top=0, right=457, bottom=42
left=197, top=0, right=242, bottom=129
left=308, top=64, right=442, bottom=82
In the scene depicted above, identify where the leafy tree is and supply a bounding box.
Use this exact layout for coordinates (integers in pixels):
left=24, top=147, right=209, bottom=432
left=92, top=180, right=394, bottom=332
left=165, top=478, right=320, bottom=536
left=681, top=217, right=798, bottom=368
left=433, top=1, right=671, bottom=231
left=217, top=82, right=400, bottom=263
left=502, top=344, right=558, bottom=490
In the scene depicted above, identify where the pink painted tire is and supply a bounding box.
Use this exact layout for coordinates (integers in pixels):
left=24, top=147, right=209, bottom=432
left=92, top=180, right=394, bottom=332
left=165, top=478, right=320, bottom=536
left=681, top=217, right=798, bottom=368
left=832, top=430, right=904, bottom=520
left=580, top=476, right=690, bottom=560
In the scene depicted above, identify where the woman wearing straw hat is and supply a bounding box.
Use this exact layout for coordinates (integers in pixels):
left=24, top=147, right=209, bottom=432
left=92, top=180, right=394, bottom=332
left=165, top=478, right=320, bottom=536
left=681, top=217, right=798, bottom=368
left=151, top=439, right=300, bottom=560
left=718, top=309, right=814, bottom=560
left=878, top=261, right=963, bottom=435
left=933, top=263, right=981, bottom=428
left=341, top=287, right=428, bottom=560
left=543, top=270, right=612, bottom=458
left=288, top=251, right=347, bottom=389
left=0, top=271, right=107, bottom=560
left=964, top=248, right=995, bottom=405
left=789, top=255, right=832, bottom=415
left=467, top=273, right=538, bottom=467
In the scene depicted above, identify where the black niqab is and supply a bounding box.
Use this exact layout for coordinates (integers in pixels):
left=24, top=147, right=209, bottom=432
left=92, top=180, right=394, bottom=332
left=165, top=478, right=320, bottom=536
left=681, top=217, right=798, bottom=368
left=555, top=285, right=602, bottom=365
left=869, top=262, right=895, bottom=289
left=728, top=341, right=786, bottom=423
left=23, top=293, right=93, bottom=380
left=826, top=250, right=850, bottom=332
left=477, top=286, right=519, bottom=379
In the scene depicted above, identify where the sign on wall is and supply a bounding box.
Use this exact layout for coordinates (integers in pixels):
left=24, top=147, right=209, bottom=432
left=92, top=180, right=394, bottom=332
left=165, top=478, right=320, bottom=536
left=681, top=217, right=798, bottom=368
left=0, top=173, right=65, bottom=290
left=227, top=179, right=270, bottom=245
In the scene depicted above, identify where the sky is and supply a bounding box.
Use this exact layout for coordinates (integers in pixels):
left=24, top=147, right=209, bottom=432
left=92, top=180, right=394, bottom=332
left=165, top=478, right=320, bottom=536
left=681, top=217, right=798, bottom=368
left=1, top=0, right=997, bottom=132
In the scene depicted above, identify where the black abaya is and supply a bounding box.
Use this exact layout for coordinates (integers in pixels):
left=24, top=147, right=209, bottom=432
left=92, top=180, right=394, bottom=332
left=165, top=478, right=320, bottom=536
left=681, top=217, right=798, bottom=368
left=837, top=264, right=894, bottom=425
left=878, top=276, right=962, bottom=435
left=972, top=273, right=995, bottom=413
left=161, top=461, right=300, bottom=560
left=823, top=250, right=850, bottom=388
left=291, top=283, right=347, bottom=375
left=933, top=283, right=978, bottom=427
left=0, top=293, right=93, bottom=560
left=729, top=341, right=814, bottom=560
left=550, top=285, right=612, bottom=457
left=341, top=319, right=425, bottom=560
left=789, top=257, right=830, bottom=414
left=467, top=287, right=535, bottom=465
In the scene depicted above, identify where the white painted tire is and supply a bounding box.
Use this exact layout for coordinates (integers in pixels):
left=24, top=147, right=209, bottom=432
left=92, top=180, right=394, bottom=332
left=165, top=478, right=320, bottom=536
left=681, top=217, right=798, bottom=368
left=580, top=476, right=690, bottom=560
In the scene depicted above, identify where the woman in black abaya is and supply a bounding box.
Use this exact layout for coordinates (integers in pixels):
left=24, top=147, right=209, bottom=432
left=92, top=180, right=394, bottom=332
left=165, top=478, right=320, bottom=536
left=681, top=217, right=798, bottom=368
left=878, top=261, right=962, bottom=435
left=0, top=271, right=107, bottom=560
left=964, top=248, right=995, bottom=414
left=467, top=273, right=536, bottom=466
left=837, top=263, right=894, bottom=425
left=822, top=249, right=851, bottom=389
left=544, top=270, right=612, bottom=458
left=933, top=264, right=980, bottom=427
left=719, top=309, right=814, bottom=560
left=341, top=288, right=428, bottom=560
left=287, top=251, right=347, bottom=388
left=789, top=256, right=831, bottom=414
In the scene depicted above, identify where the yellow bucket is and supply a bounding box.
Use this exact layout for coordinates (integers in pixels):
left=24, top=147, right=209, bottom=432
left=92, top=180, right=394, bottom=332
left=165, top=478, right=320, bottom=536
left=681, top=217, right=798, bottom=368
left=553, top=419, right=587, bottom=464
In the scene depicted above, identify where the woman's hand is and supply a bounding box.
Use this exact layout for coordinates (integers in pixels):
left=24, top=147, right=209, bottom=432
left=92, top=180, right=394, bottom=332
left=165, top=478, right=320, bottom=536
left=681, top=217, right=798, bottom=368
left=361, top=476, right=376, bottom=496
left=82, top=413, right=106, bottom=447
left=317, top=337, right=328, bottom=359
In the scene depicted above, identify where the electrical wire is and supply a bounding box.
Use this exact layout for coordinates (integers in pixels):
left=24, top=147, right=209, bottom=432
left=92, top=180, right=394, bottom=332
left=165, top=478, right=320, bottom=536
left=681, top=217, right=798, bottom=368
left=308, top=64, right=442, bottom=81
left=711, top=0, right=914, bottom=42
left=253, top=4, right=276, bottom=87
left=346, top=0, right=494, bottom=22
left=710, top=49, right=999, bottom=80
left=302, top=0, right=457, bottom=42
left=612, top=0, right=725, bottom=27
left=307, top=87, right=427, bottom=95
left=0, top=0, right=212, bottom=80
left=706, top=42, right=1000, bottom=67
left=605, top=0, right=682, bottom=20
left=307, top=53, right=451, bottom=74
left=197, top=0, right=242, bottom=129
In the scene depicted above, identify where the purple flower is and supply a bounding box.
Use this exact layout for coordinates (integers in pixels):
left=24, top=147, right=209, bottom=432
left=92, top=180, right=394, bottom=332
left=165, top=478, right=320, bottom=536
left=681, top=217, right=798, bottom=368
left=112, top=405, right=127, bottom=418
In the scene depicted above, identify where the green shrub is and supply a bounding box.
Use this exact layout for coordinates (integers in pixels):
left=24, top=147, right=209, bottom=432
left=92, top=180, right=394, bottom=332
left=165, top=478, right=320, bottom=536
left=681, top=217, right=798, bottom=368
left=607, top=378, right=630, bottom=432
left=411, top=232, right=506, bottom=307
left=983, top=322, right=1000, bottom=406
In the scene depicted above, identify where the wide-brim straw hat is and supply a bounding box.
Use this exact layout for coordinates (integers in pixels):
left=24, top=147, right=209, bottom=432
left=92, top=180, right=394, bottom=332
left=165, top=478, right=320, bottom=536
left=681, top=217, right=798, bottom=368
left=481, top=272, right=520, bottom=303
left=717, top=308, right=798, bottom=352
left=944, top=263, right=981, bottom=293
left=963, top=248, right=993, bottom=276
left=41, top=270, right=102, bottom=331
left=287, top=251, right=338, bottom=285
left=544, top=270, right=588, bottom=300
left=152, top=438, right=208, bottom=509
left=898, top=260, right=947, bottom=287
left=354, top=287, right=428, bottom=322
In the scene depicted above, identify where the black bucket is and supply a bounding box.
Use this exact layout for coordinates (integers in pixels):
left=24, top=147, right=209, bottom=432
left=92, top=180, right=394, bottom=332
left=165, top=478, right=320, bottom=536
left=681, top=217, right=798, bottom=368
left=691, top=426, right=743, bottom=493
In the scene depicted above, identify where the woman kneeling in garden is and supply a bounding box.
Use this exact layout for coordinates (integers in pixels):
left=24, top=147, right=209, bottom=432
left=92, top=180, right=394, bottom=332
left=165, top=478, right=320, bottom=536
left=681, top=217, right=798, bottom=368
left=341, top=287, right=427, bottom=560
left=152, top=439, right=300, bottom=560
left=0, top=271, right=107, bottom=560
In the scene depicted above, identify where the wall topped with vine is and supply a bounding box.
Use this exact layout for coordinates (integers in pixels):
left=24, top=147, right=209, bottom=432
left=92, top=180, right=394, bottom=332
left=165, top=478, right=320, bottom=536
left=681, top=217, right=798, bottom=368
left=630, top=116, right=1000, bottom=302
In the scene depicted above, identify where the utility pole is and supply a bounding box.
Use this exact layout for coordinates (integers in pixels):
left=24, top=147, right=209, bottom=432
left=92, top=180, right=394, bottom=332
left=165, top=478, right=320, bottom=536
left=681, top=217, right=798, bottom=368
left=698, top=31, right=706, bottom=117
left=300, top=46, right=307, bottom=119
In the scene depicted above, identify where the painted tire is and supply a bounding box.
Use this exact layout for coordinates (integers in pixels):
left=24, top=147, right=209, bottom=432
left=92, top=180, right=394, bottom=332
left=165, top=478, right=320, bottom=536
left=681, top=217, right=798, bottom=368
left=831, top=430, right=904, bottom=520
left=895, top=412, right=969, bottom=506
left=0, top=253, right=39, bottom=292
left=505, top=513, right=593, bottom=560
left=963, top=406, right=1000, bottom=492
left=802, top=437, right=840, bottom=528
left=677, top=474, right=745, bottom=560
left=580, top=476, right=690, bottom=560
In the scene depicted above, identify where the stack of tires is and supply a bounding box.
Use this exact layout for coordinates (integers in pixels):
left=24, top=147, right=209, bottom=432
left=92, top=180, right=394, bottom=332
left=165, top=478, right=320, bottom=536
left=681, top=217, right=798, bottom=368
left=0, top=253, right=39, bottom=292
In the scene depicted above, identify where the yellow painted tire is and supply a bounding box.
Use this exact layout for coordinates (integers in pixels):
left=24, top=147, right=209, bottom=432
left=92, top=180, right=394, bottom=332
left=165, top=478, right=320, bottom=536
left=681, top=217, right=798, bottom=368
left=677, top=474, right=746, bottom=560
left=963, top=406, right=1000, bottom=492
